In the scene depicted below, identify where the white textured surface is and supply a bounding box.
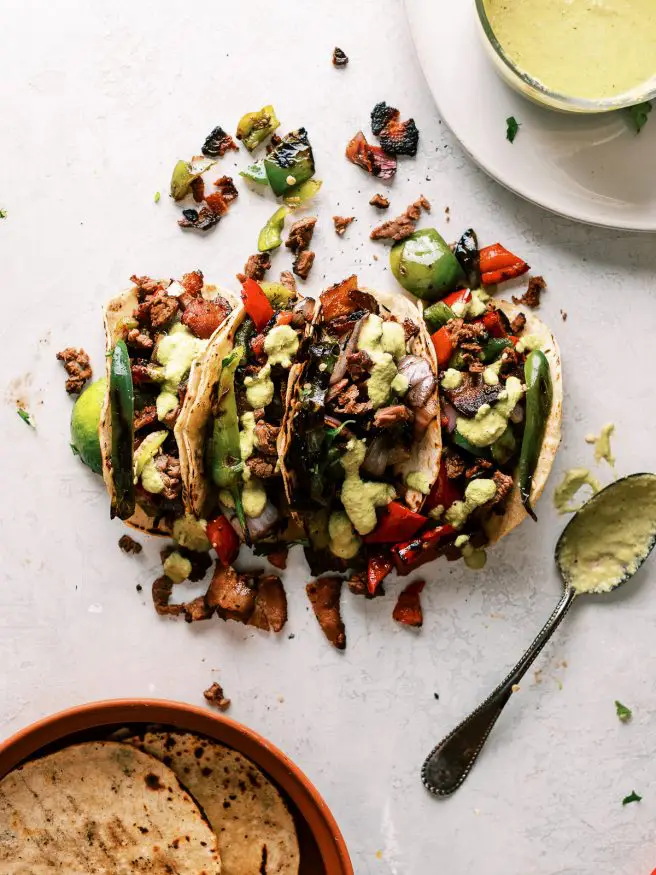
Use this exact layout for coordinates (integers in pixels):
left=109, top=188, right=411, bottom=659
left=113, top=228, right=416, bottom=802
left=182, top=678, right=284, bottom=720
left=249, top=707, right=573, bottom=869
left=2, top=2, right=656, bottom=874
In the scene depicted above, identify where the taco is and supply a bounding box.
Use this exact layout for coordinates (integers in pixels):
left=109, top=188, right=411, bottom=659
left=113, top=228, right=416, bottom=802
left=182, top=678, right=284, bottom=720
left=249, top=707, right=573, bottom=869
left=279, top=275, right=442, bottom=576
left=393, top=288, right=563, bottom=574
left=181, top=277, right=315, bottom=546
left=99, top=272, right=237, bottom=536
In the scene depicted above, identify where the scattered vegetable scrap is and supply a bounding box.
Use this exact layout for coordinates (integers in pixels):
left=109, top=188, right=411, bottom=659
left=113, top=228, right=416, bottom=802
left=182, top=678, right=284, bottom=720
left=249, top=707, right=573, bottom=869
left=203, top=681, right=231, bottom=711
left=371, top=101, right=420, bottom=156
left=264, top=129, right=315, bottom=195
left=17, top=408, right=34, bottom=428
left=622, top=790, right=642, bottom=806
left=627, top=101, right=652, bottom=134
left=236, top=105, right=280, bottom=152
left=170, top=157, right=215, bottom=201
left=154, top=191, right=160, bottom=203
left=56, top=347, right=92, bottom=395
left=346, top=131, right=397, bottom=180
left=118, top=534, right=142, bottom=555
left=513, top=275, right=546, bottom=309
left=201, top=125, right=238, bottom=158
left=333, top=215, right=355, bottom=236
left=369, top=193, right=390, bottom=210
left=332, top=47, right=349, bottom=67
left=615, top=700, right=632, bottom=722
left=479, top=243, right=529, bottom=286
left=306, top=578, right=346, bottom=650
left=0, top=209, right=6, bottom=219
left=392, top=580, right=425, bottom=627
left=370, top=196, right=431, bottom=242
left=506, top=116, right=520, bottom=143
left=258, top=206, right=289, bottom=252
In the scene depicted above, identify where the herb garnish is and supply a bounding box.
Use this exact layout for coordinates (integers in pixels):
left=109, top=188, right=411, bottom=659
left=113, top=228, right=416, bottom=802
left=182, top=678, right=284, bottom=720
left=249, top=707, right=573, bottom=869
left=622, top=790, right=642, bottom=806
left=17, top=408, right=34, bottom=428
left=506, top=116, right=520, bottom=143
left=0, top=209, right=7, bottom=219
left=627, top=101, right=652, bottom=134
left=154, top=191, right=161, bottom=203
left=615, top=700, right=632, bottom=722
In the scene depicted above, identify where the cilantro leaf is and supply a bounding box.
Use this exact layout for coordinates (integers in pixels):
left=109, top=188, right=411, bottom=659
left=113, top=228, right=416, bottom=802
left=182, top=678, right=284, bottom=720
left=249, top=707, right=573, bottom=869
left=627, top=101, right=652, bottom=134
left=622, top=790, right=642, bottom=806
left=506, top=116, right=520, bottom=143
left=615, top=700, right=632, bottom=722
left=17, top=408, right=35, bottom=428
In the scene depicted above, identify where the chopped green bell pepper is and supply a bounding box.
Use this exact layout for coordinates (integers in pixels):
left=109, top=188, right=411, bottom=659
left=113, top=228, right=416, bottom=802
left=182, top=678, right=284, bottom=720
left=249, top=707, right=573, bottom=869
left=109, top=340, right=135, bottom=520
left=390, top=228, right=466, bottom=301
left=264, top=129, right=315, bottom=197
left=239, top=159, right=269, bottom=185
left=258, top=206, right=289, bottom=252
left=423, top=300, right=455, bottom=334
left=236, top=104, right=280, bottom=152
left=170, top=157, right=215, bottom=201
left=480, top=337, right=513, bottom=364
left=283, top=178, right=323, bottom=206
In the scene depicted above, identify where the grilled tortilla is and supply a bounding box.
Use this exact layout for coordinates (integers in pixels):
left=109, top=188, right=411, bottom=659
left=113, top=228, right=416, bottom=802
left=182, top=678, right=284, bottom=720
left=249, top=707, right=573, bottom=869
left=0, top=741, right=222, bottom=873
left=99, top=275, right=237, bottom=536
left=126, top=730, right=299, bottom=875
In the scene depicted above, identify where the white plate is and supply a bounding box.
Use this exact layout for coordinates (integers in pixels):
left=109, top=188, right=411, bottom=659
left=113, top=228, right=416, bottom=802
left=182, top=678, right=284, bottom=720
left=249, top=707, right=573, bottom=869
left=405, top=0, right=656, bottom=230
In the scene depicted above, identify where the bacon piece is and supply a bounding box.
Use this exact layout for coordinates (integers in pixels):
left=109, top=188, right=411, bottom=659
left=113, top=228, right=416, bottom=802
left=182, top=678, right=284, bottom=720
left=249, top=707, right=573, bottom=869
left=345, top=131, right=397, bottom=180
left=181, top=296, right=232, bottom=339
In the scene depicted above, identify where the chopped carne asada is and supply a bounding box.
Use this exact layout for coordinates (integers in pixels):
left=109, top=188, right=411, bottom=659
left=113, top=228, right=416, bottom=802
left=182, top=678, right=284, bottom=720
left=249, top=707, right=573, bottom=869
left=513, top=275, right=546, bottom=309
left=293, top=250, right=315, bottom=280
left=201, top=125, right=238, bottom=158
left=203, top=682, right=231, bottom=711
left=333, top=215, right=355, bottom=236
left=279, top=270, right=297, bottom=293
left=346, top=131, right=397, bottom=180
left=306, top=578, right=346, bottom=649
left=56, top=347, right=92, bottom=394
left=190, top=176, right=205, bottom=203
left=178, top=205, right=221, bottom=232
left=240, top=253, right=272, bottom=282
left=510, top=312, right=526, bottom=335
left=118, top=534, right=142, bottom=554
left=371, top=101, right=420, bottom=156
left=370, top=193, right=390, bottom=210
left=371, top=197, right=430, bottom=242
left=285, top=217, right=317, bottom=254
left=205, top=565, right=288, bottom=632
left=332, top=47, right=349, bottom=67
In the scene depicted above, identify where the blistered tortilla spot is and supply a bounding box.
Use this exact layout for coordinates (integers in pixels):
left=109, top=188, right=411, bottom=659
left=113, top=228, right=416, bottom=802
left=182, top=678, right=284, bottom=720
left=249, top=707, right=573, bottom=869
left=144, top=773, right=164, bottom=790
left=202, top=767, right=213, bottom=777
left=194, top=747, right=204, bottom=759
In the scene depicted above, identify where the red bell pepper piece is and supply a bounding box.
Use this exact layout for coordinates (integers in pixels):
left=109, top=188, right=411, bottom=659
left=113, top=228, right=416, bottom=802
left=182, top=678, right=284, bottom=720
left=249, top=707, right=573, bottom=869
left=206, top=514, right=240, bottom=566
left=392, top=580, right=425, bottom=627
left=425, top=463, right=461, bottom=513
left=442, top=288, right=471, bottom=308
left=431, top=326, right=453, bottom=369
left=482, top=309, right=508, bottom=338
left=241, top=278, right=274, bottom=331
left=367, top=552, right=393, bottom=596
left=364, top=501, right=427, bottom=544
left=391, top=524, right=456, bottom=575
left=479, top=244, right=529, bottom=286
left=275, top=310, right=294, bottom=326
left=267, top=547, right=288, bottom=570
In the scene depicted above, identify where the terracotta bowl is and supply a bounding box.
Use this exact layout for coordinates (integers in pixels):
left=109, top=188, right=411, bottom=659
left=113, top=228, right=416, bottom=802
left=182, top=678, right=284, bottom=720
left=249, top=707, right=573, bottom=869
left=0, top=698, right=353, bottom=875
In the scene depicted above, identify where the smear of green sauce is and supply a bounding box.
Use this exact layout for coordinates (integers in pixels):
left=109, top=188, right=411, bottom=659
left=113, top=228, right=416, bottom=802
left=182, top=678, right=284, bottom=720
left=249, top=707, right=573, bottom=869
left=554, top=468, right=601, bottom=514
left=585, top=423, right=615, bottom=468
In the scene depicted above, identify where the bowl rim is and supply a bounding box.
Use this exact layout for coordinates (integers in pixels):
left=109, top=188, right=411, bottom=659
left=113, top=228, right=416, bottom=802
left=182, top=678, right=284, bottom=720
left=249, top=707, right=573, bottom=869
left=0, top=698, right=354, bottom=875
left=473, top=0, right=656, bottom=112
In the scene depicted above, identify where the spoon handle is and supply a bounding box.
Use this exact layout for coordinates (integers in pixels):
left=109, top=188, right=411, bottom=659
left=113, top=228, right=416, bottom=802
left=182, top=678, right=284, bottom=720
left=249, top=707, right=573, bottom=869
left=422, top=586, right=577, bottom=797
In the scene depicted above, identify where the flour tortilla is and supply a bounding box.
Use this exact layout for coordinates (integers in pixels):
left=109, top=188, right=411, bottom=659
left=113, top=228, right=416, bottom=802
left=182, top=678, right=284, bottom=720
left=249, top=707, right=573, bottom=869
left=99, top=280, right=238, bottom=536
left=279, top=287, right=442, bottom=515
left=0, top=740, right=222, bottom=874
left=125, top=730, right=299, bottom=875
left=483, top=300, right=563, bottom=543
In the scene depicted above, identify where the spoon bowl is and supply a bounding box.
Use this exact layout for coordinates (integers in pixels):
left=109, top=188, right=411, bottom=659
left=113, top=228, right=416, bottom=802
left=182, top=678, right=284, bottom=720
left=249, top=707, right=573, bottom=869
left=422, top=472, right=656, bottom=797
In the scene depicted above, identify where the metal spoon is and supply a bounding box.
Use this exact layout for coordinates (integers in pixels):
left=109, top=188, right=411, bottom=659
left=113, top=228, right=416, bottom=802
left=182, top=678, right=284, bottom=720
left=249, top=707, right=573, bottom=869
left=422, top=473, right=656, bottom=797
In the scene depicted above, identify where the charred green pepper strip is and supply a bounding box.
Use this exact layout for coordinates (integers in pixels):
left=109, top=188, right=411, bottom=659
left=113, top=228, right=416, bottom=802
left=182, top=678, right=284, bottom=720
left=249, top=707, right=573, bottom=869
left=518, top=350, right=552, bottom=521
left=264, top=129, right=315, bottom=196
left=236, top=104, right=280, bottom=152
left=239, top=160, right=269, bottom=186
left=453, top=228, right=481, bottom=290
left=480, top=337, right=513, bottom=363
left=233, top=317, right=255, bottom=353
left=452, top=430, right=492, bottom=461
left=423, top=300, right=455, bottom=334
left=258, top=206, right=289, bottom=252
left=209, top=347, right=246, bottom=530
left=109, top=340, right=135, bottom=520
left=283, top=178, right=322, bottom=206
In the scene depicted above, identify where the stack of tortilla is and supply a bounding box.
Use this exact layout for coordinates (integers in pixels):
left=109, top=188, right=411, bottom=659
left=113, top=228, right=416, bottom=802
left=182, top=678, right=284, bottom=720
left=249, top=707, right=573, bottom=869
left=0, top=732, right=300, bottom=874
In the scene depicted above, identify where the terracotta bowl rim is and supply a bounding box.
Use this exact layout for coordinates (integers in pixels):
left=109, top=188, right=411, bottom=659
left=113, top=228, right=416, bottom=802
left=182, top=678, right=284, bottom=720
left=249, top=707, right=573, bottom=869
left=0, top=697, right=353, bottom=875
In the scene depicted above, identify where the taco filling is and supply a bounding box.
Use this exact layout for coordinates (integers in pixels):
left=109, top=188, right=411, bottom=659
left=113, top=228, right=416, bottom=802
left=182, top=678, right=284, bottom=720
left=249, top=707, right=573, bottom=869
left=207, top=278, right=314, bottom=544
left=405, top=287, right=558, bottom=573
left=105, top=272, right=234, bottom=529
left=283, top=275, right=440, bottom=576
